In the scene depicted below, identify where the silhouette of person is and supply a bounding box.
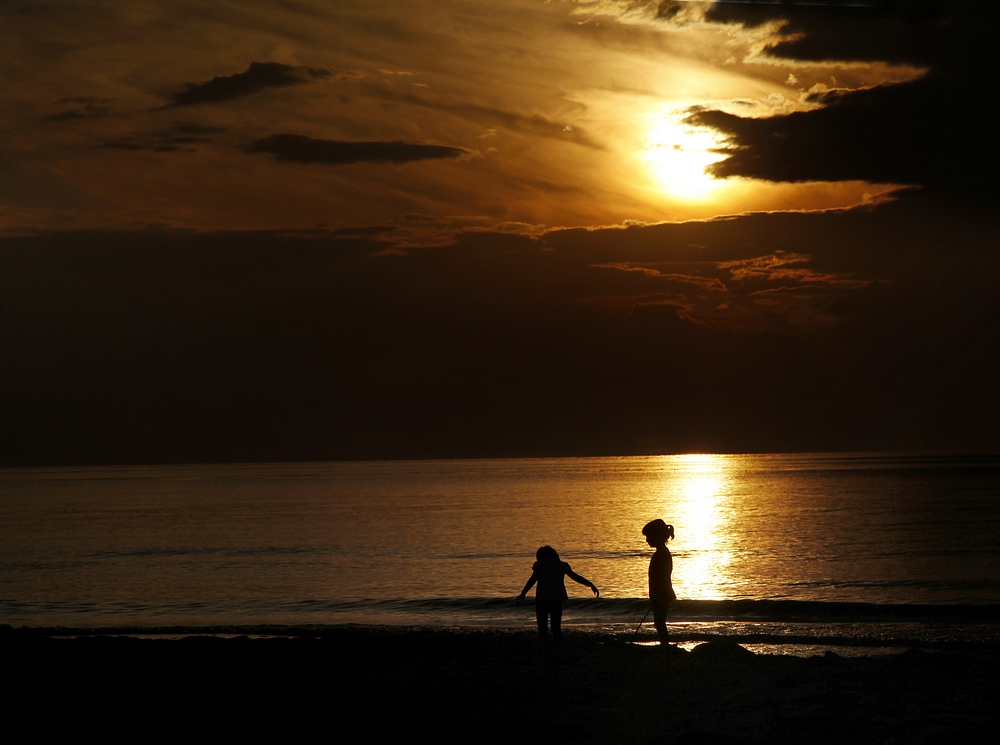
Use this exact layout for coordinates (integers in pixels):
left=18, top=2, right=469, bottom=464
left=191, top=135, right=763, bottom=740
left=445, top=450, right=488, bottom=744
left=517, top=545, right=599, bottom=639
left=642, top=519, right=676, bottom=644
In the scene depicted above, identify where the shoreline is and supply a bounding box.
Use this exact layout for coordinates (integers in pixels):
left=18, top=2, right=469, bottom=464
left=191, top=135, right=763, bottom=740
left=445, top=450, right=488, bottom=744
left=4, top=622, right=997, bottom=650
left=5, top=625, right=997, bottom=741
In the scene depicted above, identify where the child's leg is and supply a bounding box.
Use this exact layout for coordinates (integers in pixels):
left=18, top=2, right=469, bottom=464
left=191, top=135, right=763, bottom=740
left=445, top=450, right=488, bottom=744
left=535, top=602, right=548, bottom=638
left=550, top=602, right=563, bottom=639
left=653, top=600, right=669, bottom=643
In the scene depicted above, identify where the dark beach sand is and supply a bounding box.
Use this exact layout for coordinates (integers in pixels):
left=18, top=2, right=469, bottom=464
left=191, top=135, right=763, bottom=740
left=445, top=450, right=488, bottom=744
left=3, top=625, right=997, bottom=743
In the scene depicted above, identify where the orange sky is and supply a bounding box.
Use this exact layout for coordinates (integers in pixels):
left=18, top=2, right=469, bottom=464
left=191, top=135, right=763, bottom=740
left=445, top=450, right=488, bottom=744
left=2, top=2, right=998, bottom=464
left=2, top=1, right=924, bottom=237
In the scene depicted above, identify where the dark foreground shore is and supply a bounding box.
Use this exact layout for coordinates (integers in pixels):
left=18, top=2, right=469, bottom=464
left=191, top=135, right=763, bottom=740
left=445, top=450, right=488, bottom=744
left=3, top=626, right=997, bottom=743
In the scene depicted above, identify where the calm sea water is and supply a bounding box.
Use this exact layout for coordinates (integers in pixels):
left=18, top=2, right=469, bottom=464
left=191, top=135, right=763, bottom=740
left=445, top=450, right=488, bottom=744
left=2, top=454, right=999, bottom=648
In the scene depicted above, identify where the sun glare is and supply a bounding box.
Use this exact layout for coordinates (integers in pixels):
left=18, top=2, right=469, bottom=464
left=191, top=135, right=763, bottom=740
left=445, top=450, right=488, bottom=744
left=644, top=113, right=728, bottom=201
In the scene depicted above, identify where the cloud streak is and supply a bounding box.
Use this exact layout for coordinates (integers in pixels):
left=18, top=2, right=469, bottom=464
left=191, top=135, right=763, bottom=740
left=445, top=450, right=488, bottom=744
left=103, top=123, right=225, bottom=153
left=247, top=134, right=467, bottom=166
left=593, top=263, right=729, bottom=293
left=359, top=83, right=602, bottom=149
left=166, top=62, right=330, bottom=107
left=49, top=97, right=113, bottom=121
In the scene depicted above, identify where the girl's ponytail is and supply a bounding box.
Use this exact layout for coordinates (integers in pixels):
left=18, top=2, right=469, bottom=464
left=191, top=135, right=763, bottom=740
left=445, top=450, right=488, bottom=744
left=642, top=518, right=674, bottom=543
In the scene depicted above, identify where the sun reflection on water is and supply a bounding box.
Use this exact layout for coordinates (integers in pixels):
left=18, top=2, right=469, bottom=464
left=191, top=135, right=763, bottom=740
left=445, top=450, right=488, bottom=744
left=664, top=454, right=734, bottom=599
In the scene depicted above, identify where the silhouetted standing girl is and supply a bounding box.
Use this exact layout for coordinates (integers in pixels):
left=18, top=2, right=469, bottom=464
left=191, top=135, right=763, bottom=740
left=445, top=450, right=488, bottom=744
left=642, top=519, right=676, bottom=644
left=517, top=545, right=599, bottom=639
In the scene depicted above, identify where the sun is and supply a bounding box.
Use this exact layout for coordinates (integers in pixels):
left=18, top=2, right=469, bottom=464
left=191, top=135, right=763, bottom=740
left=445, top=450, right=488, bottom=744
left=644, top=112, right=728, bottom=201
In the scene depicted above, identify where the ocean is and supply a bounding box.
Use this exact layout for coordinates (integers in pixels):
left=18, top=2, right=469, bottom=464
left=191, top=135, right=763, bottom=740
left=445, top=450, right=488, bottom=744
left=2, top=454, right=999, bottom=653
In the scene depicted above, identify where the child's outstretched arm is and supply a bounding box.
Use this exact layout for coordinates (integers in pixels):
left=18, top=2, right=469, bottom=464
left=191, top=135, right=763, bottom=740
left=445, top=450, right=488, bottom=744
left=566, top=568, right=600, bottom=598
left=517, top=572, right=538, bottom=602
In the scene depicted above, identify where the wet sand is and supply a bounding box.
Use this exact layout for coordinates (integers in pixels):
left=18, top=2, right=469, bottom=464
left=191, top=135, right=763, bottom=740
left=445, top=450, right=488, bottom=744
left=3, top=625, right=997, bottom=743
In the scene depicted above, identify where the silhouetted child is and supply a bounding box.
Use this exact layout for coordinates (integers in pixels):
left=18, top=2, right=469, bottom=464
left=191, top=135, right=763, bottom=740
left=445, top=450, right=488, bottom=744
left=517, top=545, right=599, bottom=639
left=642, top=519, right=676, bottom=644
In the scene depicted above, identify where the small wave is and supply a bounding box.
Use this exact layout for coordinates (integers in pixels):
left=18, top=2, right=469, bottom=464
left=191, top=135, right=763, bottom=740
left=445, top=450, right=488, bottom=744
left=663, top=599, right=1000, bottom=622
left=82, top=545, right=345, bottom=560
left=5, top=596, right=998, bottom=624
left=6, top=597, right=1000, bottom=648
left=241, top=597, right=1000, bottom=623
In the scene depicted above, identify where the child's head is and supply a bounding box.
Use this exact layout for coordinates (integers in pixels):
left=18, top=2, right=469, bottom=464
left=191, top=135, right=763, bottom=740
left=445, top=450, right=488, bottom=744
left=536, top=545, right=559, bottom=561
left=642, top=519, right=674, bottom=546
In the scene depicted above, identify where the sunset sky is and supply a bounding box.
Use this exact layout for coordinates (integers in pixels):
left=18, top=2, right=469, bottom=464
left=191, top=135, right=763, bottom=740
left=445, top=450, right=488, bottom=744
left=3, top=1, right=997, bottom=464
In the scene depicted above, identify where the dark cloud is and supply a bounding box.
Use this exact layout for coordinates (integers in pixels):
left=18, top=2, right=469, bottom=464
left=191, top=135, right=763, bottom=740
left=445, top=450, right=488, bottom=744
left=705, top=1, right=943, bottom=66
left=169, top=123, right=226, bottom=136
left=689, top=81, right=937, bottom=187
left=166, top=62, right=330, bottom=107
left=332, top=226, right=397, bottom=236
left=103, top=123, right=225, bottom=153
left=49, top=97, right=113, bottom=121
left=247, top=134, right=467, bottom=165
left=1, top=197, right=997, bottom=465
left=692, top=2, right=996, bottom=204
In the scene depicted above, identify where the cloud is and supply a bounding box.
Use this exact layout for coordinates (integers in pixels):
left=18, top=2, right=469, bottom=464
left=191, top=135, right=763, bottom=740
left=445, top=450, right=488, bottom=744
left=704, top=1, right=941, bottom=67
left=572, top=0, right=711, bottom=27
left=588, top=248, right=875, bottom=328
left=247, top=134, right=467, bottom=165
left=166, top=62, right=330, bottom=107
left=332, top=226, right=397, bottom=237
left=359, top=83, right=601, bottom=149
left=103, top=123, right=225, bottom=153
left=717, top=252, right=811, bottom=279
left=49, top=97, right=113, bottom=121
left=719, top=252, right=873, bottom=289
left=592, top=263, right=729, bottom=292
left=688, top=75, right=965, bottom=196
left=2, top=195, right=998, bottom=463
left=686, top=2, right=996, bottom=204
